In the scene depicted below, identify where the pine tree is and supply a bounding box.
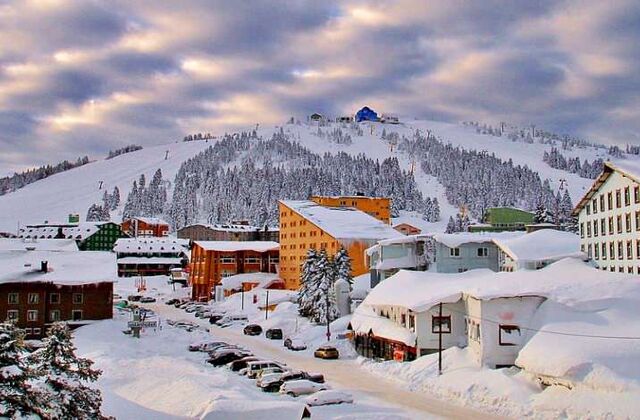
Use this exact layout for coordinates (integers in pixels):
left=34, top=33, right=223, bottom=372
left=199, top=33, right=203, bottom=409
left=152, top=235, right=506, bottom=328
left=334, top=247, right=353, bottom=286
left=86, top=204, right=109, bottom=222
left=30, top=323, right=109, bottom=420
left=0, top=322, right=42, bottom=418
left=297, top=248, right=319, bottom=317
left=311, top=250, right=340, bottom=324
left=111, top=186, right=120, bottom=210
left=533, top=203, right=547, bottom=224
left=445, top=216, right=456, bottom=233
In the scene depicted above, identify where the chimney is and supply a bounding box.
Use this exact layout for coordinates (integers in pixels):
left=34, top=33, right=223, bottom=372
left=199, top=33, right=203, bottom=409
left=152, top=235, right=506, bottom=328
left=41, top=261, right=48, bottom=273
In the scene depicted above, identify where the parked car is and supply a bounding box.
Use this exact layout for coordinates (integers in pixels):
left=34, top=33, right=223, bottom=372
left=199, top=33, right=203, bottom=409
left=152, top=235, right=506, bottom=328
left=165, top=298, right=179, bottom=305
left=245, top=361, right=285, bottom=379
left=280, top=379, right=328, bottom=397
left=259, top=369, right=324, bottom=392
left=243, top=324, right=263, bottom=336
left=256, top=371, right=286, bottom=388
left=229, top=356, right=261, bottom=372
left=208, top=314, right=225, bottom=324
left=167, top=319, right=199, bottom=332
left=216, top=314, right=249, bottom=327
left=207, top=350, right=252, bottom=367
left=314, top=345, right=339, bottom=359
left=304, top=390, right=353, bottom=406
left=140, top=297, right=156, bottom=303
left=265, top=328, right=283, bottom=340
left=185, top=304, right=203, bottom=313
left=208, top=345, right=246, bottom=359
left=284, top=338, right=307, bottom=351
left=189, top=341, right=228, bottom=352
left=255, top=366, right=287, bottom=383
left=127, top=294, right=142, bottom=302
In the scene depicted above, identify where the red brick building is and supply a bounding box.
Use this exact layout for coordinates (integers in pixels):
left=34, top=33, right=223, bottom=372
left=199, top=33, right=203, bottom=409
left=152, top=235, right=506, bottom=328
left=122, top=217, right=170, bottom=237
left=189, top=241, right=279, bottom=301
left=0, top=242, right=114, bottom=338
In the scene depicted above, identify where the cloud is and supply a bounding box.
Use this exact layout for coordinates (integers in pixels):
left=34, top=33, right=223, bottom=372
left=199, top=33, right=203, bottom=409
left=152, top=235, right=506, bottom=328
left=1, top=0, right=640, bottom=173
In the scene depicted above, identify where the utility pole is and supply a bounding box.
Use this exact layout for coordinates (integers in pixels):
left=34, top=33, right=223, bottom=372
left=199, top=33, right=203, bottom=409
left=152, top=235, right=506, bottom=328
left=438, top=302, right=443, bottom=376
left=326, top=289, right=331, bottom=342
left=265, top=291, right=270, bottom=320
left=241, top=288, right=244, bottom=311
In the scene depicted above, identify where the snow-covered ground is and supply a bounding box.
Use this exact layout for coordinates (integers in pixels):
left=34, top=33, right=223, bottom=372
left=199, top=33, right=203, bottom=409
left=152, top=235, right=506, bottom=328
left=2, top=118, right=634, bottom=234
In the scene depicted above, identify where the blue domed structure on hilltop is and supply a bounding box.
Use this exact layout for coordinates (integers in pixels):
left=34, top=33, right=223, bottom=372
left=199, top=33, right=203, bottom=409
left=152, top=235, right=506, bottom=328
left=355, top=106, right=379, bottom=122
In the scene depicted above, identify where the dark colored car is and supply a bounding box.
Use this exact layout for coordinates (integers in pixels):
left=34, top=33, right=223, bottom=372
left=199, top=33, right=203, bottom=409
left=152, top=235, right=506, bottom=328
left=207, top=350, right=252, bottom=367
left=127, top=295, right=142, bottom=302
left=140, top=297, right=156, bottom=303
left=165, top=298, right=178, bottom=305
left=314, top=345, right=339, bottom=360
left=243, top=324, right=263, bottom=336
left=265, top=328, right=283, bottom=340
left=229, top=356, right=261, bottom=372
left=260, top=370, right=324, bottom=392
left=208, top=314, right=225, bottom=324
left=284, top=338, right=307, bottom=351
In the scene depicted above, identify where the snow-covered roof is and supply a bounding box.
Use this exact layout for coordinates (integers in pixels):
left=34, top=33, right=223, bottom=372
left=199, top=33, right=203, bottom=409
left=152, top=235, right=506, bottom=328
left=113, top=237, right=189, bottom=253
left=19, top=223, right=100, bottom=240
left=350, top=305, right=417, bottom=346
left=181, top=223, right=276, bottom=233
left=493, top=229, right=583, bottom=262
left=116, top=257, right=184, bottom=265
left=0, top=250, right=116, bottom=285
left=433, top=231, right=524, bottom=248
left=365, top=233, right=432, bottom=256
left=194, top=241, right=279, bottom=253
left=130, top=216, right=169, bottom=225
left=573, top=160, right=640, bottom=216
left=220, top=272, right=280, bottom=291
left=0, top=238, right=79, bottom=252
left=363, top=258, right=636, bottom=312
left=280, top=200, right=402, bottom=241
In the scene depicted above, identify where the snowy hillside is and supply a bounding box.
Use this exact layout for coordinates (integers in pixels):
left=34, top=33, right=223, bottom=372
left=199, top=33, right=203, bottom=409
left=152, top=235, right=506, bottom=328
left=0, top=118, right=635, bottom=234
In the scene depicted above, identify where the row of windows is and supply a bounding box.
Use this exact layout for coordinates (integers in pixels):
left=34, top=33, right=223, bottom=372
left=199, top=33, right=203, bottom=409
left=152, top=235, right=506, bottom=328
left=586, top=186, right=640, bottom=215
left=7, top=293, right=82, bottom=305
left=281, top=242, right=335, bottom=251
left=599, top=265, right=639, bottom=274
left=580, top=212, right=640, bottom=238
left=280, top=230, right=323, bottom=240
left=583, top=240, right=640, bottom=261
left=448, top=247, right=489, bottom=258
left=6, top=309, right=82, bottom=322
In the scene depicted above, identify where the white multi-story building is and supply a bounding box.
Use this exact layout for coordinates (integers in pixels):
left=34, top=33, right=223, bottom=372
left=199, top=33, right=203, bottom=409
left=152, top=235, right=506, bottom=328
left=573, top=161, right=640, bottom=274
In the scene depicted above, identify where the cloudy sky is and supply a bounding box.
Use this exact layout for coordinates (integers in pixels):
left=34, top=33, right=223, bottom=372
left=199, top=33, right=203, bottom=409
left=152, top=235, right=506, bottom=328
left=1, top=0, right=640, bottom=173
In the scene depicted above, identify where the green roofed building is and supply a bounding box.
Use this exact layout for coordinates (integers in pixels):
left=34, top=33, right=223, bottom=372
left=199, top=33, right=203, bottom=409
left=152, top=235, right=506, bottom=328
left=19, top=221, right=128, bottom=251
left=469, top=207, right=535, bottom=232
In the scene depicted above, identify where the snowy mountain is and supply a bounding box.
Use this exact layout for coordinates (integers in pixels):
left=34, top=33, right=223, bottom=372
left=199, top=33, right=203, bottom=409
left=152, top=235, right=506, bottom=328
left=0, top=118, right=632, bottom=234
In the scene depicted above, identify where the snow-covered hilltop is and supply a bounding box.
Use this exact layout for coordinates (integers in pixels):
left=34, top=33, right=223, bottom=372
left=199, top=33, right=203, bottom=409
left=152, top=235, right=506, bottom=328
left=0, top=118, right=632, bottom=234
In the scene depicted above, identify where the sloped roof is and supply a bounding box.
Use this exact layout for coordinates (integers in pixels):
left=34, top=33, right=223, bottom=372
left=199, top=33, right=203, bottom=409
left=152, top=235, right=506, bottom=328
left=493, top=229, right=583, bottom=262
left=194, top=241, right=279, bottom=252
left=0, top=238, right=79, bottom=252
left=280, top=200, right=401, bottom=242
left=433, top=231, right=524, bottom=248
left=129, top=217, right=169, bottom=225
left=113, top=237, right=189, bottom=253
left=19, top=223, right=100, bottom=240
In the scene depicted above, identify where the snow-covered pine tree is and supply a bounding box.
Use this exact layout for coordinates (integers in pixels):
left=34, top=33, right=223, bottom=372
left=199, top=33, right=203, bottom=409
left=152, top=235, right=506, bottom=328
left=111, top=186, right=120, bottom=210
left=445, top=216, right=456, bottom=233
left=0, top=322, right=42, bottom=418
left=30, top=323, right=109, bottom=420
left=533, top=203, right=547, bottom=224
left=333, top=247, right=353, bottom=286
left=559, top=189, right=574, bottom=226
left=86, top=204, right=109, bottom=222
left=311, top=250, right=340, bottom=324
left=297, top=248, right=319, bottom=317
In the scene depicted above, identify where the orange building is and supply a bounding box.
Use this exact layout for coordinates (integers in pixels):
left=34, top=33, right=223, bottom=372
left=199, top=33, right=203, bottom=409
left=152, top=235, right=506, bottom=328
left=310, top=195, right=391, bottom=224
left=122, top=217, right=170, bottom=237
left=279, top=199, right=401, bottom=290
left=189, top=241, right=279, bottom=301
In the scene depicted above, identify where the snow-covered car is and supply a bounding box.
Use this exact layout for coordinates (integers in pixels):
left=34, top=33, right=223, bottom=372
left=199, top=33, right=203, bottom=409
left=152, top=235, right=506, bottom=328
left=139, top=296, right=156, bottom=303
left=216, top=313, right=249, bottom=327
left=284, top=338, right=307, bottom=351
left=246, top=361, right=285, bottom=379
left=188, top=341, right=228, bottom=352
left=185, top=304, right=203, bottom=313
left=279, top=379, right=328, bottom=397
left=207, top=350, right=253, bottom=367
left=255, top=367, right=287, bottom=384
left=265, top=328, right=283, bottom=339
left=229, top=356, right=260, bottom=372
left=314, top=345, right=339, bottom=359
left=304, top=390, right=353, bottom=406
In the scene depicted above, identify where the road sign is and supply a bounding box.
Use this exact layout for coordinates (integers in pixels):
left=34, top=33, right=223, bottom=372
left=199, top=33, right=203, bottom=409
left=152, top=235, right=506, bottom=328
left=128, top=321, right=158, bottom=328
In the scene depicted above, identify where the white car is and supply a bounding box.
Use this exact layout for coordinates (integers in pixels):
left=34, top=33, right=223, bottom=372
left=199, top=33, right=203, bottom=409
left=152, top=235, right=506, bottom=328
left=304, top=390, right=354, bottom=406
left=280, top=379, right=328, bottom=397
left=256, top=371, right=285, bottom=388
left=255, top=366, right=286, bottom=382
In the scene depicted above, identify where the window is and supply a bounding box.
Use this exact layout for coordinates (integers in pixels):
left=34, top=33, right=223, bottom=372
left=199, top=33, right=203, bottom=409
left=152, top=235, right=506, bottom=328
left=50, top=310, right=60, bottom=322
left=586, top=223, right=591, bottom=238
left=608, top=192, right=613, bottom=210
left=50, top=293, right=60, bottom=304
left=8, top=293, right=18, bottom=304
left=457, top=268, right=468, bottom=273
left=594, top=244, right=599, bottom=259
left=600, top=194, right=605, bottom=212
left=72, top=293, right=83, bottom=304
left=449, top=247, right=460, bottom=257
left=635, top=186, right=640, bottom=204
left=629, top=266, right=634, bottom=274
left=618, top=241, right=624, bottom=260
left=33, top=328, right=41, bottom=335
left=409, top=314, right=415, bottom=330
left=24, top=328, right=32, bottom=335
left=580, top=223, right=584, bottom=238
left=27, top=293, right=39, bottom=304
left=586, top=203, right=591, bottom=215
left=400, top=313, right=406, bottom=327
left=477, top=247, right=488, bottom=257
left=636, top=212, right=640, bottom=232
left=27, top=310, right=38, bottom=322
left=627, top=241, right=633, bottom=259
left=7, top=310, right=18, bottom=320
left=220, top=257, right=235, bottom=264
left=610, top=242, right=615, bottom=259
left=609, top=217, right=614, bottom=235
left=72, top=310, right=83, bottom=321
left=593, top=220, right=598, bottom=237
left=499, top=325, right=522, bottom=346
left=592, top=198, right=598, bottom=213
left=616, top=190, right=622, bottom=208
left=601, top=218, right=606, bottom=236
left=587, top=244, right=592, bottom=258
left=617, top=215, right=623, bottom=234
left=627, top=213, right=633, bottom=233
left=602, top=242, right=607, bottom=260
left=432, top=315, right=451, bottom=334
left=619, top=266, right=625, bottom=273
left=625, top=187, right=631, bottom=206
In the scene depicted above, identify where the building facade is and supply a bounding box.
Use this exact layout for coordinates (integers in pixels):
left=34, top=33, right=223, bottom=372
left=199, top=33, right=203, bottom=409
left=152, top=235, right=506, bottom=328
left=122, top=217, right=170, bottom=237
left=19, top=221, right=127, bottom=251
left=113, top=237, right=189, bottom=277
left=469, top=207, right=535, bottom=232
left=189, top=241, right=280, bottom=301
left=573, top=162, right=640, bottom=274
left=434, top=237, right=501, bottom=273
left=279, top=199, right=400, bottom=290
left=177, top=223, right=279, bottom=242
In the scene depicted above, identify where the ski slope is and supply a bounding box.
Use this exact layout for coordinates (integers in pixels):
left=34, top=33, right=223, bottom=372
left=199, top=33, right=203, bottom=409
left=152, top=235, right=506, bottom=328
left=0, top=118, right=634, bottom=234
